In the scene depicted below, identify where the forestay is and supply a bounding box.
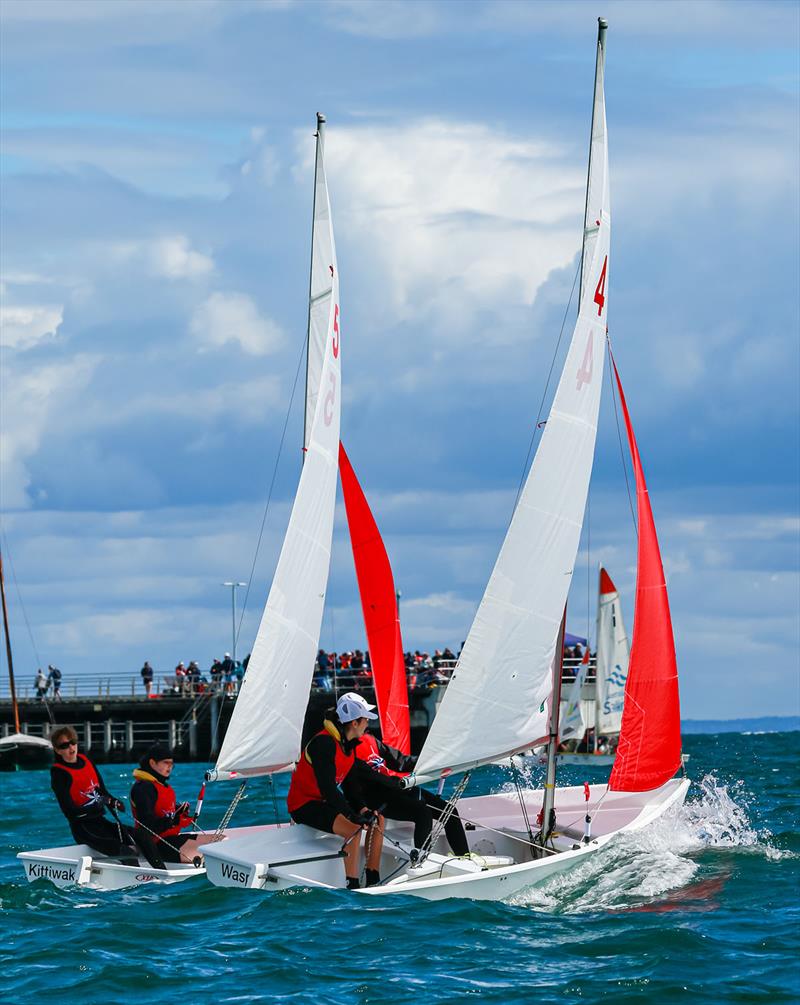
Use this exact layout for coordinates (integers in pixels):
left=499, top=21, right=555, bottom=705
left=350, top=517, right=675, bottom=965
left=595, top=566, right=630, bottom=735
left=414, top=28, right=611, bottom=782
left=214, top=117, right=342, bottom=779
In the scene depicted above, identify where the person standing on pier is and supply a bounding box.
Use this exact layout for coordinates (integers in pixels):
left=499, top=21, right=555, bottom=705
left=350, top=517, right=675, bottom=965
left=140, top=661, right=154, bottom=696
left=47, top=664, right=62, bottom=700
left=49, top=725, right=164, bottom=868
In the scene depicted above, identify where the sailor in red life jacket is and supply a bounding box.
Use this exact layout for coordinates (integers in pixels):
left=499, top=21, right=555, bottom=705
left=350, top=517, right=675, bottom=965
left=130, top=743, right=213, bottom=866
left=287, top=693, right=384, bottom=889
left=355, top=731, right=470, bottom=859
left=49, top=725, right=163, bottom=868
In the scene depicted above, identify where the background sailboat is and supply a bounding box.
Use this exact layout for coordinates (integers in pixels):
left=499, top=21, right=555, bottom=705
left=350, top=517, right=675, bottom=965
left=557, top=566, right=630, bottom=766
left=0, top=549, right=52, bottom=772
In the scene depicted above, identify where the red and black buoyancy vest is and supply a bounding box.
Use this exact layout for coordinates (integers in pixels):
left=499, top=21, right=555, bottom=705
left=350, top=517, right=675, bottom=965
left=355, top=733, right=407, bottom=778
left=130, top=769, right=188, bottom=839
left=52, top=754, right=103, bottom=811
left=287, top=723, right=355, bottom=813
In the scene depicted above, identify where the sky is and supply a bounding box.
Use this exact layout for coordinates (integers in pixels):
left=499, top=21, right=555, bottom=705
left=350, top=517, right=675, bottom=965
left=0, top=0, right=798, bottom=719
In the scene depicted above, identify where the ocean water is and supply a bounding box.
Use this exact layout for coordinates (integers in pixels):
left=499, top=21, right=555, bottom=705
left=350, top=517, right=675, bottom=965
left=1, top=731, right=798, bottom=1004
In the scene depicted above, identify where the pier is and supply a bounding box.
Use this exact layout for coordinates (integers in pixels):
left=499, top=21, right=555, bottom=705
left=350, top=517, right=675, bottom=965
left=0, top=658, right=593, bottom=763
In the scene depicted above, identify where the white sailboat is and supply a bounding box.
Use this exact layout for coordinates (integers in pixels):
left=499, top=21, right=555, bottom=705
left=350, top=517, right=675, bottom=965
left=557, top=565, right=630, bottom=766
left=203, top=19, right=689, bottom=901
left=18, top=114, right=342, bottom=892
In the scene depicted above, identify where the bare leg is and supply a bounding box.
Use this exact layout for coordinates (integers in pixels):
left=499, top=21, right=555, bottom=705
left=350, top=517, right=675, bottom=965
left=332, top=814, right=363, bottom=883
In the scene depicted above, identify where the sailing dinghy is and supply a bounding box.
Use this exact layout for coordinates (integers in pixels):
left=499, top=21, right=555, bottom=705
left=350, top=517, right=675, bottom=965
left=557, top=566, right=630, bottom=766
left=203, top=19, right=690, bottom=900
left=18, top=115, right=343, bottom=892
left=0, top=550, right=53, bottom=772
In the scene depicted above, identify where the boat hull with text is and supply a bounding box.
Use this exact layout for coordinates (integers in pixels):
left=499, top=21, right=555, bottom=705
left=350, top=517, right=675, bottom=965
left=202, top=778, right=688, bottom=900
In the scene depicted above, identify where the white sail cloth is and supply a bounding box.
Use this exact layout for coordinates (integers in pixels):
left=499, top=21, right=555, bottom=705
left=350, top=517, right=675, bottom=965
left=415, top=34, right=610, bottom=783
left=214, top=125, right=342, bottom=779
left=560, top=661, right=589, bottom=743
left=595, top=569, right=630, bottom=735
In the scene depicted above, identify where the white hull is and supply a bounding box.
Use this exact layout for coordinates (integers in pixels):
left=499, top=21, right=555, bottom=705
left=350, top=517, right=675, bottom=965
left=203, top=778, right=689, bottom=901
left=17, top=844, right=204, bottom=891
left=16, top=824, right=274, bottom=890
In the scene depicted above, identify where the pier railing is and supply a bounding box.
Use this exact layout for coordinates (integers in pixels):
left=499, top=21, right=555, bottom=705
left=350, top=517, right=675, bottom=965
left=0, top=656, right=595, bottom=702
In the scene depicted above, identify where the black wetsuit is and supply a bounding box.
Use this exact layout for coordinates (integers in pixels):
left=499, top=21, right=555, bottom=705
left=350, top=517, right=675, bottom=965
left=356, top=739, right=469, bottom=856
left=130, top=765, right=195, bottom=864
left=50, top=754, right=163, bottom=867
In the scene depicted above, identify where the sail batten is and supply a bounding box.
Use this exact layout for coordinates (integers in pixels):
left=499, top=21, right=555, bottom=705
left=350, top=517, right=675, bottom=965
left=214, top=117, right=342, bottom=780
left=415, top=28, right=611, bottom=781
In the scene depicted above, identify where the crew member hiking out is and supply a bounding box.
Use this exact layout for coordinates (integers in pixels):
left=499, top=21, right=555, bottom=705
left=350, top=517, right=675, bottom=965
left=354, top=727, right=470, bottom=860
left=286, top=693, right=384, bottom=889
left=129, top=743, right=212, bottom=866
left=49, top=725, right=164, bottom=868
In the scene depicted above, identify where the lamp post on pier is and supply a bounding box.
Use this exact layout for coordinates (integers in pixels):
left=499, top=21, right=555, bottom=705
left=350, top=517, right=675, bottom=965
left=222, top=582, right=247, bottom=665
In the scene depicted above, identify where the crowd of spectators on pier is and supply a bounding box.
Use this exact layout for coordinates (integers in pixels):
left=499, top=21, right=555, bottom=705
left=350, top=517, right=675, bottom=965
left=24, top=641, right=593, bottom=703
left=137, top=641, right=593, bottom=699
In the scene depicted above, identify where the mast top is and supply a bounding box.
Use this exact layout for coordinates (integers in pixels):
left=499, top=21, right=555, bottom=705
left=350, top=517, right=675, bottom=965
left=316, top=112, right=326, bottom=126
left=598, top=18, right=608, bottom=45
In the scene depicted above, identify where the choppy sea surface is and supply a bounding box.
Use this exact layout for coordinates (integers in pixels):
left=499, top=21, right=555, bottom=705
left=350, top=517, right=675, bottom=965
left=2, top=730, right=798, bottom=1004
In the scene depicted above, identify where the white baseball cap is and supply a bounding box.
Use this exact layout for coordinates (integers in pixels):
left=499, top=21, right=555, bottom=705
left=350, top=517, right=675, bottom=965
left=336, top=692, right=378, bottom=723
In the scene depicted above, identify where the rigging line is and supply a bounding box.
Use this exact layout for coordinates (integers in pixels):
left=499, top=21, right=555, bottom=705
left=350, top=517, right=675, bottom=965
left=417, top=772, right=471, bottom=865
left=213, top=780, right=248, bottom=840
left=234, top=330, right=309, bottom=652
left=268, top=773, right=282, bottom=829
left=606, top=338, right=637, bottom=535
left=0, top=526, right=43, bottom=669
left=587, top=493, right=591, bottom=645
left=510, top=256, right=581, bottom=520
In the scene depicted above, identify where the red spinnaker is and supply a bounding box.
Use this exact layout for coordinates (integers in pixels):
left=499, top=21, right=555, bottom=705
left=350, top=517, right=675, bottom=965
left=608, top=355, right=682, bottom=792
left=339, top=443, right=410, bottom=754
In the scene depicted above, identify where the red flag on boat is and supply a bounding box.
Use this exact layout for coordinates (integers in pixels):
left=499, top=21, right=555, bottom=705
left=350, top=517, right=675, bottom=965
left=608, top=355, right=682, bottom=792
left=339, top=442, right=410, bottom=754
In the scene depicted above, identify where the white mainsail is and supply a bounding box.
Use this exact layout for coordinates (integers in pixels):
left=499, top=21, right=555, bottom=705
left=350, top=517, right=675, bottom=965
left=595, top=566, right=629, bottom=736
left=304, top=114, right=335, bottom=452
left=415, top=28, right=610, bottom=782
left=560, top=658, right=589, bottom=743
left=214, top=116, right=342, bottom=779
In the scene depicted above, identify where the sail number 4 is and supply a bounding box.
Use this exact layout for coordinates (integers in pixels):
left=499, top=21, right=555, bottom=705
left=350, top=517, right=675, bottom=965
left=576, top=256, right=607, bottom=391
left=593, top=256, right=608, bottom=317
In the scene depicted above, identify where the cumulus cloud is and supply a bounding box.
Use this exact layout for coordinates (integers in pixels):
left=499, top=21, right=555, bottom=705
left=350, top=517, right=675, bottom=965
left=190, top=291, right=285, bottom=355
left=0, top=355, right=101, bottom=508
left=313, top=120, right=582, bottom=338
left=110, top=234, right=214, bottom=280
left=0, top=303, right=63, bottom=349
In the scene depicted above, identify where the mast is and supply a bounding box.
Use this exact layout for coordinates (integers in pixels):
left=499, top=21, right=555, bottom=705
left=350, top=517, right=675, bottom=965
left=0, top=550, right=21, bottom=734
left=303, top=112, right=326, bottom=461
left=579, top=17, right=608, bottom=302
left=539, top=607, right=567, bottom=843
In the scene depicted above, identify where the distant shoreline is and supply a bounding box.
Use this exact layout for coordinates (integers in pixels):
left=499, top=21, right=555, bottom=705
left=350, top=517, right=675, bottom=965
left=681, top=715, right=800, bottom=735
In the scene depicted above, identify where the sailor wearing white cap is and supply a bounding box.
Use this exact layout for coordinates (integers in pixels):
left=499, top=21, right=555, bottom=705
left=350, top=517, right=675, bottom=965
left=287, top=693, right=384, bottom=889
